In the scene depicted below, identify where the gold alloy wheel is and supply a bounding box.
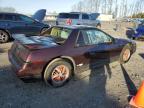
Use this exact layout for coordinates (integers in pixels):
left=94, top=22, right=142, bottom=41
left=123, top=49, right=131, bottom=62
left=51, top=65, right=69, bottom=84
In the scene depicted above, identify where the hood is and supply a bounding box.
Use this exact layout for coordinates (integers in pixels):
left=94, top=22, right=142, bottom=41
left=115, top=38, right=136, bottom=45
left=32, top=9, right=46, bottom=22
left=12, top=34, right=58, bottom=50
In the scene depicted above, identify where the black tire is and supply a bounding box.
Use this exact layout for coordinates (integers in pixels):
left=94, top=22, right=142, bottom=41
left=0, top=30, right=9, bottom=43
left=43, top=59, right=72, bottom=87
left=119, top=45, right=131, bottom=64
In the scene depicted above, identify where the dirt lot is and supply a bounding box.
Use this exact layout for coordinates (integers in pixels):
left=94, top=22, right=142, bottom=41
left=0, top=22, right=144, bottom=108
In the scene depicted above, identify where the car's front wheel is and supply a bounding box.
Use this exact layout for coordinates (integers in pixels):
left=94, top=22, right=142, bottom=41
left=120, top=45, right=131, bottom=64
left=44, top=60, right=72, bottom=87
left=0, top=30, right=9, bottom=43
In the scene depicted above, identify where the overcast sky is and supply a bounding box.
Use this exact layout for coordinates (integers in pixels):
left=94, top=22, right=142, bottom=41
left=0, top=0, right=81, bottom=14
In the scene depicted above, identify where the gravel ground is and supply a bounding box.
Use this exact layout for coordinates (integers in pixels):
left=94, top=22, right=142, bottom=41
left=0, top=22, right=144, bottom=108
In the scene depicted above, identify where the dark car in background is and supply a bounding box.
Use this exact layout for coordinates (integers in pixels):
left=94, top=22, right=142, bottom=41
left=8, top=25, right=136, bottom=87
left=0, top=9, right=49, bottom=43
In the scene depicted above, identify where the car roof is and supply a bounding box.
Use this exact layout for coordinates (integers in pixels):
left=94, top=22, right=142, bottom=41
left=53, top=25, right=96, bottom=30
left=70, top=12, right=88, bottom=14
left=59, top=12, right=88, bottom=15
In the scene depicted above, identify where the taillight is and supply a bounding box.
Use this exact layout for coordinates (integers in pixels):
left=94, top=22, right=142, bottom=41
left=14, top=44, right=30, bottom=62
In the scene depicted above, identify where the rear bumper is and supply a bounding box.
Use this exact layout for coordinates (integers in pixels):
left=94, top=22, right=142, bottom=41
left=8, top=50, right=41, bottom=78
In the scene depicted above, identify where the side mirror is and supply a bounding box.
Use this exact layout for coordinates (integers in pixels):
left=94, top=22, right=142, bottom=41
left=111, top=38, right=115, bottom=43
left=106, top=38, right=115, bottom=44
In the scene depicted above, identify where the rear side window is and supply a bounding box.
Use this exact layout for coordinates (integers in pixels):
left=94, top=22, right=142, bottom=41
left=4, top=14, right=14, bottom=21
left=50, top=27, right=71, bottom=39
left=58, top=13, right=69, bottom=18
left=15, top=15, right=34, bottom=23
left=58, top=13, right=79, bottom=19
left=69, top=14, right=79, bottom=19
left=82, top=14, right=89, bottom=20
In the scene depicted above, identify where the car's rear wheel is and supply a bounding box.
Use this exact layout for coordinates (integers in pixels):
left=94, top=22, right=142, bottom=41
left=120, top=45, right=131, bottom=64
left=44, top=60, right=72, bottom=87
left=0, top=30, right=9, bottom=43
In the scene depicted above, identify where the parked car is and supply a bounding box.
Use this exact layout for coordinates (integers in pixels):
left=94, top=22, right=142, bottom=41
left=8, top=25, right=136, bottom=87
left=56, top=12, right=101, bottom=27
left=0, top=9, right=49, bottom=43
left=126, top=21, right=144, bottom=39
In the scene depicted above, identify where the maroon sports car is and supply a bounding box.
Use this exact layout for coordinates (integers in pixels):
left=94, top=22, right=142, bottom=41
left=8, top=25, right=136, bottom=87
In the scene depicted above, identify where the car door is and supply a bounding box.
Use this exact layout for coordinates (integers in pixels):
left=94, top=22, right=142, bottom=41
left=83, top=29, right=123, bottom=65
left=73, top=29, right=122, bottom=72
left=1, top=14, right=24, bottom=34
left=7, top=14, right=28, bottom=34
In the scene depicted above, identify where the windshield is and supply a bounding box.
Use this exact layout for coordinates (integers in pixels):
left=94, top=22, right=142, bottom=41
left=42, top=27, right=72, bottom=44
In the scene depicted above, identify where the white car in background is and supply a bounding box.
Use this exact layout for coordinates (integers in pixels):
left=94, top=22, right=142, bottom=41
left=56, top=12, right=101, bottom=28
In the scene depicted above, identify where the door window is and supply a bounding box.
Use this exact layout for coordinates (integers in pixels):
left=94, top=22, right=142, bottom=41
left=4, top=14, right=14, bottom=21
left=82, top=14, right=89, bottom=20
left=15, top=15, right=35, bottom=23
left=81, top=29, right=113, bottom=45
